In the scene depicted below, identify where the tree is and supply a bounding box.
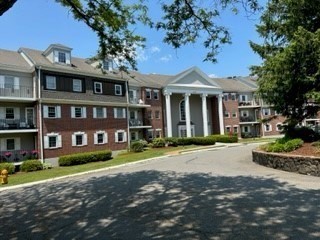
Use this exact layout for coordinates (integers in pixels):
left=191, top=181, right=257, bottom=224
left=250, top=0, right=320, bottom=126
left=0, top=0, right=260, bottom=71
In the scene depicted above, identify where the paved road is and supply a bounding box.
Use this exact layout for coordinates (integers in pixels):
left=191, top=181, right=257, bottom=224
left=1, top=144, right=320, bottom=239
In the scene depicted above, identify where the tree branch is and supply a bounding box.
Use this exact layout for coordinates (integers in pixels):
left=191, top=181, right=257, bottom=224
left=0, top=0, right=17, bottom=16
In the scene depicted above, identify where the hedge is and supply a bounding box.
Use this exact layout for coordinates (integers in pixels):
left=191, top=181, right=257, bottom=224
left=208, top=134, right=238, bottom=143
left=152, top=138, right=166, bottom=148
left=20, top=160, right=43, bottom=172
left=260, top=138, right=303, bottom=153
left=0, top=162, right=15, bottom=174
left=164, top=137, right=216, bottom=146
left=59, top=150, right=112, bottom=166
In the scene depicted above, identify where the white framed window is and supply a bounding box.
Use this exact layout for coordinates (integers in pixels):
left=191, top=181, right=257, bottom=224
left=147, top=129, right=154, bottom=140
left=232, top=111, right=237, bottom=118
left=263, top=108, right=271, bottom=116
left=146, top=89, right=151, bottom=99
left=72, top=132, right=87, bottom=146
left=115, top=130, right=127, bottom=143
left=241, top=110, right=249, bottom=117
left=94, top=131, right=108, bottom=145
left=115, top=84, right=122, bottom=95
left=71, top=106, right=87, bottom=118
left=276, top=123, right=282, bottom=131
left=93, top=107, right=107, bottom=118
left=231, top=93, right=236, bottom=101
left=44, top=133, right=62, bottom=149
left=5, top=108, right=14, bottom=119
left=73, top=79, right=82, bottom=92
left=223, top=93, right=229, bottom=101
left=180, top=100, right=186, bottom=121
left=233, top=126, right=238, bottom=133
left=130, top=131, right=138, bottom=141
left=178, top=125, right=195, bottom=137
left=0, top=138, right=21, bottom=153
left=242, top=126, right=251, bottom=133
left=224, top=111, right=230, bottom=118
left=264, top=124, right=272, bottom=132
left=240, top=95, right=248, bottom=102
left=46, top=76, right=56, bottom=90
left=94, top=82, right=103, bottom=94
left=114, top=108, right=126, bottom=119
left=58, top=52, right=66, bottom=63
left=43, top=106, right=61, bottom=118
left=155, top=129, right=162, bottom=138
left=155, top=110, right=160, bottom=119
left=147, top=110, right=153, bottom=119
left=154, top=90, right=159, bottom=100
left=226, top=125, right=231, bottom=133
left=0, top=76, right=19, bottom=89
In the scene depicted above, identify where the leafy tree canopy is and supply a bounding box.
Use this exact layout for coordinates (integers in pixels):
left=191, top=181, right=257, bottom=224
left=0, top=0, right=260, bottom=71
left=250, top=0, right=320, bottom=125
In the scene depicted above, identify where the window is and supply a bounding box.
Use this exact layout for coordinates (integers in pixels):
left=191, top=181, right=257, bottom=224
left=115, top=130, right=127, bottom=143
left=46, top=76, right=56, bottom=90
left=180, top=100, right=186, bottom=121
left=263, top=108, right=270, bottom=116
left=58, top=52, right=66, bottom=63
left=155, top=110, right=160, bottom=119
left=241, top=110, right=249, bottom=117
left=94, top=131, right=107, bottom=144
left=240, top=95, right=248, bottom=102
left=72, top=132, right=87, bottom=146
left=154, top=90, right=159, bottom=100
left=114, top=108, right=126, bottom=118
left=276, top=123, right=282, bottom=131
left=4, top=76, right=14, bottom=88
left=147, top=129, right=154, bottom=140
left=102, top=59, right=113, bottom=70
left=73, top=79, right=82, bottom=92
left=131, top=132, right=138, bottom=141
left=6, top=139, right=15, bottom=150
left=231, top=94, right=236, bottom=101
left=242, top=126, right=250, bottom=133
left=44, top=133, right=62, bottom=149
left=155, top=129, right=161, bottom=138
left=233, top=126, right=238, bottom=133
left=226, top=126, right=231, bottom=133
left=224, top=111, right=230, bottom=118
left=43, top=106, right=61, bottom=118
left=232, top=111, right=237, bottom=118
left=146, top=89, right=151, bottom=99
left=93, top=107, right=107, bottom=118
left=5, top=108, right=14, bottom=119
left=223, top=93, right=229, bottom=101
left=71, top=106, right=86, bottom=118
left=147, top=110, right=152, bottom=119
left=115, top=85, right=122, bottom=95
left=264, top=124, right=272, bottom=132
left=94, top=82, right=102, bottom=94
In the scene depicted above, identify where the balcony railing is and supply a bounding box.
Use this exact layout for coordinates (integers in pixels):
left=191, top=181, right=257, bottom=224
left=0, top=86, right=33, bottom=98
left=238, top=100, right=260, bottom=107
left=129, top=119, right=151, bottom=127
left=129, top=97, right=145, bottom=105
left=240, top=116, right=260, bottom=123
left=0, top=119, right=36, bottom=130
left=0, top=149, right=38, bottom=163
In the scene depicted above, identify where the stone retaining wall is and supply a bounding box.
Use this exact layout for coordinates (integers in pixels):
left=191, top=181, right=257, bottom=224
left=252, top=150, right=320, bottom=177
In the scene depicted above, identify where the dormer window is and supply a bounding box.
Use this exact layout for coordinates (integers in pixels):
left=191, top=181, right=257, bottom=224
left=43, top=44, right=73, bottom=65
left=58, top=52, right=66, bottom=63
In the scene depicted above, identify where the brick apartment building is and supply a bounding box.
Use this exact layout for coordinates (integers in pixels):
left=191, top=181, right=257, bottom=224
left=0, top=44, right=317, bottom=163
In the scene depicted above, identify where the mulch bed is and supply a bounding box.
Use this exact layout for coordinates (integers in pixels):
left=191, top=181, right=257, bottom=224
left=289, top=143, right=320, bottom=157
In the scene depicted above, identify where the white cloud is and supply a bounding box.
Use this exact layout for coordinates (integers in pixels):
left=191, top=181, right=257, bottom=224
left=159, top=54, right=172, bottom=62
left=135, top=46, right=149, bottom=62
left=208, top=73, right=218, bottom=78
left=150, top=46, right=160, bottom=53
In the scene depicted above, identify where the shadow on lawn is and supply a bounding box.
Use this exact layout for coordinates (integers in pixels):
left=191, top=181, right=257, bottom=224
left=0, top=171, right=319, bottom=239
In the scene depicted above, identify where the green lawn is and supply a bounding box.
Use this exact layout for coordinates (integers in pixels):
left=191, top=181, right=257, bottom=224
left=2, top=146, right=195, bottom=187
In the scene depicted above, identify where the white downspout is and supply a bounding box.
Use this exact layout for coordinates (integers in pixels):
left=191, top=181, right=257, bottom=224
left=126, top=80, right=130, bottom=151
left=38, top=67, right=44, bottom=163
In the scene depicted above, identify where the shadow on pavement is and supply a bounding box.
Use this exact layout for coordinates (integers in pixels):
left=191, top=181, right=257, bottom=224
left=1, top=171, right=319, bottom=239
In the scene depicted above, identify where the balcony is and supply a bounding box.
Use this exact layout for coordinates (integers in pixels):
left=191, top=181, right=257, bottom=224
left=239, top=116, right=260, bottom=123
left=0, top=85, right=34, bottom=100
left=0, top=149, right=38, bottom=163
left=0, top=119, right=37, bottom=131
left=238, top=100, right=260, bottom=108
left=129, top=119, right=152, bottom=129
left=129, top=98, right=150, bottom=108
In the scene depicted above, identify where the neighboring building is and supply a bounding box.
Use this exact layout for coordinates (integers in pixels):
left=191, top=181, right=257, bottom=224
left=0, top=44, right=315, bottom=163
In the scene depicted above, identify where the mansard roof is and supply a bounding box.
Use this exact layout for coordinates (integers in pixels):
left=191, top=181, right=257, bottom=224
left=0, top=48, right=33, bottom=72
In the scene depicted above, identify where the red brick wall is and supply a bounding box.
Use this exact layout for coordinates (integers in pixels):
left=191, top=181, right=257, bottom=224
left=42, top=104, right=127, bottom=159
left=262, top=113, right=286, bottom=137
left=211, top=97, right=220, bottom=134
left=223, top=97, right=240, bottom=137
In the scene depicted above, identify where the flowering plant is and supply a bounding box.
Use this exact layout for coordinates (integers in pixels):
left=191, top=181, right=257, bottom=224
left=31, top=150, right=38, bottom=158
left=20, top=151, right=27, bottom=156
left=4, top=152, right=12, bottom=158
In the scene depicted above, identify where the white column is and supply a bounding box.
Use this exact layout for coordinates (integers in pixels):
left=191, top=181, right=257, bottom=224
left=185, top=93, right=191, bottom=137
left=218, top=94, right=225, bottom=135
left=202, top=94, right=208, bottom=136
left=165, top=92, right=172, bottom=137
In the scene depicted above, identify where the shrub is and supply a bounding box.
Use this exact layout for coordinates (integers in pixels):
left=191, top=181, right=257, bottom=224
left=208, top=134, right=238, bottom=143
left=131, top=141, right=145, bottom=152
left=260, top=138, right=303, bottom=153
left=59, top=150, right=112, bottom=166
left=283, top=138, right=303, bottom=152
left=284, top=126, right=319, bottom=142
left=192, top=137, right=216, bottom=145
left=0, top=162, right=15, bottom=174
left=311, top=141, right=320, bottom=147
left=20, top=160, right=43, bottom=172
left=164, top=137, right=178, bottom=147
left=152, top=138, right=166, bottom=148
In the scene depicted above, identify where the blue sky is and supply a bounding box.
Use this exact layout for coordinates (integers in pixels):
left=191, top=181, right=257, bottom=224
left=0, top=0, right=264, bottom=77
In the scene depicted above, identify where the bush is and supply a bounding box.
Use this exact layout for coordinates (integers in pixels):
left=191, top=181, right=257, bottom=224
left=0, top=162, right=15, bottom=174
left=59, top=150, right=112, bottom=166
left=152, top=138, right=166, bottom=148
left=20, top=160, right=43, bottom=172
left=192, top=137, right=216, bottom=145
left=164, top=137, right=178, bottom=147
left=311, top=141, right=320, bottom=147
left=283, top=138, right=303, bottom=152
left=284, top=126, right=319, bottom=142
left=208, top=134, right=238, bottom=143
left=131, top=141, right=145, bottom=152
left=260, top=138, right=303, bottom=153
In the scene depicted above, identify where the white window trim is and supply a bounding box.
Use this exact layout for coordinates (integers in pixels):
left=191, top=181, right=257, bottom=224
left=153, top=90, right=159, bottom=100
left=232, top=111, right=237, bottom=118
left=114, top=108, right=126, bottom=119
left=46, top=76, right=56, bottom=90
left=73, top=79, right=82, bottom=92
left=224, top=111, right=230, bottom=118
left=263, top=108, right=271, bottom=116
left=71, top=106, right=87, bottom=118
left=44, top=133, right=62, bottom=149
left=146, top=89, right=152, bottom=99
left=276, top=123, right=282, bottom=131
left=240, top=95, right=248, bottom=102
left=242, top=126, right=251, bottom=133
left=72, top=131, right=88, bottom=147
left=115, top=130, right=127, bottom=143
left=93, top=107, right=107, bottom=119
left=94, top=131, right=108, bottom=145
left=233, top=125, right=238, bottom=133
left=225, top=125, right=231, bottom=133
left=0, top=137, right=21, bottom=151
left=115, top=84, right=122, bottom=96
left=264, top=124, right=272, bottom=132
left=241, top=110, right=249, bottom=117
left=94, top=82, right=103, bottom=94
left=43, top=105, right=61, bottom=119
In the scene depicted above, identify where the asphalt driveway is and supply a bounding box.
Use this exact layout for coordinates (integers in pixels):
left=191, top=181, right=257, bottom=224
left=1, top=144, right=319, bottom=239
